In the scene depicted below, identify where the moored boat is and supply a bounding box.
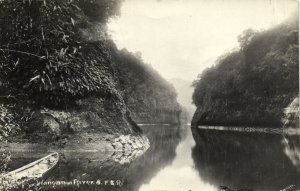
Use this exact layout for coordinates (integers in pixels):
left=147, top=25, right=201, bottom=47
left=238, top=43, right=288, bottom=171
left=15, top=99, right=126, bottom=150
left=0, top=152, right=59, bottom=190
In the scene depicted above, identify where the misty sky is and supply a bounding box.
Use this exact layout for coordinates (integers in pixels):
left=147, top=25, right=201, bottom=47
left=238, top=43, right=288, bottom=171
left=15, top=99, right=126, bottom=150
left=108, top=0, right=297, bottom=82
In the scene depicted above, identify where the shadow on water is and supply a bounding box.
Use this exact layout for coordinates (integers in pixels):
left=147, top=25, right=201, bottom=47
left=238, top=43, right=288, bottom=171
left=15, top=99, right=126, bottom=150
left=7, top=125, right=183, bottom=191
left=191, top=127, right=300, bottom=191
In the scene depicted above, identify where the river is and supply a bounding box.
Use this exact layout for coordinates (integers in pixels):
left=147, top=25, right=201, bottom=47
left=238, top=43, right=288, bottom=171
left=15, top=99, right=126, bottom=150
left=6, top=125, right=300, bottom=191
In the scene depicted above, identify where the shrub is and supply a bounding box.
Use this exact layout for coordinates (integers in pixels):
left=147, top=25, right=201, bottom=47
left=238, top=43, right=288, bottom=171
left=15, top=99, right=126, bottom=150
left=0, top=0, right=122, bottom=108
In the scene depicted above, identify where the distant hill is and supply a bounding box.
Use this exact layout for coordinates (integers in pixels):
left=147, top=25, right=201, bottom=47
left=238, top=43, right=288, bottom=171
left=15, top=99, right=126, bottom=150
left=169, top=78, right=196, bottom=121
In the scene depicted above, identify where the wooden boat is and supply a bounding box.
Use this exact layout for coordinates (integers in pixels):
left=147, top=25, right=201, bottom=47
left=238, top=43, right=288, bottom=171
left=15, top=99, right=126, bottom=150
left=0, top=152, right=59, bottom=189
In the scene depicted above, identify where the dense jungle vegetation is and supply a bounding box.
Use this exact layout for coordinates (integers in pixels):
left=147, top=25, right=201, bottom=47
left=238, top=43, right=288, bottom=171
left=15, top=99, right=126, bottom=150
left=0, top=0, right=180, bottom=171
left=192, top=17, right=299, bottom=126
left=113, top=49, right=180, bottom=123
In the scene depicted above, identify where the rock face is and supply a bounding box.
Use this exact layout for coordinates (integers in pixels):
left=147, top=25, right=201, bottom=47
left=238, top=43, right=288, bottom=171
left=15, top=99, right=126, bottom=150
left=26, top=97, right=142, bottom=137
left=191, top=96, right=297, bottom=127
left=282, top=97, right=299, bottom=128
left=110, top=135, right=150, bottom=164
left=61, top=133, right=150, bottom=155
left=21, top=95, right=152, bottom=152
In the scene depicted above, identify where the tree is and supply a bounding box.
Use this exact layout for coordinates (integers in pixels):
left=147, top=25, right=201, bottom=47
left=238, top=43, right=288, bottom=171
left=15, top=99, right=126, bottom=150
left=0, top=0, right=122, bottom=107
left=192, top=17, right=299, bottom=126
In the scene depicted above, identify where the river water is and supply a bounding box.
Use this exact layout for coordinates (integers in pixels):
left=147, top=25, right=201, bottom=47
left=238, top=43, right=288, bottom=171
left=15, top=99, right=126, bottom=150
left=6, top=125, right=300, bottom=191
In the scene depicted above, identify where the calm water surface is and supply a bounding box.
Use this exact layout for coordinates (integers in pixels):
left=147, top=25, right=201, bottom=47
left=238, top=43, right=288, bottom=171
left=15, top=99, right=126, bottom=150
left=7, top=125, right=300, bottom=191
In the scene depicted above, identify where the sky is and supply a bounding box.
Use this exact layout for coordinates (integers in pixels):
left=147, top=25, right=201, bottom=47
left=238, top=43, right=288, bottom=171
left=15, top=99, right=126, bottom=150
left=108, top=0, right=298, bottom=82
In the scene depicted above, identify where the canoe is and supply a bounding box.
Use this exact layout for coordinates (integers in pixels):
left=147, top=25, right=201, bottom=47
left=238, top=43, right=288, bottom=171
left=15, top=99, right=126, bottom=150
left=0, top=152, right=59, bottom=189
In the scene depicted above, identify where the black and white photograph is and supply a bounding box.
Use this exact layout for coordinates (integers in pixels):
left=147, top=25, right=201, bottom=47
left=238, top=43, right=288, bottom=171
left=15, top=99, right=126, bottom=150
left=0, top=0, right=299, bottom=190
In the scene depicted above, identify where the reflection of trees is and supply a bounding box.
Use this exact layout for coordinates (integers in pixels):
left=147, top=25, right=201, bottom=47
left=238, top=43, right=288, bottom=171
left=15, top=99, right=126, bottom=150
left=122, top=126, right=183, bottom=191
left=42, top=126, right=183, bottom=191
left=191, top=128, right=300, bottom=191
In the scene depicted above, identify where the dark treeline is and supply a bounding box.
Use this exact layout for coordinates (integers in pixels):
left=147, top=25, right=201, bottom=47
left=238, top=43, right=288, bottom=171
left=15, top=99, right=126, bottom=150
left=113, top=48, right=180, bottom=123
left=192, top=16, right=299, bottom=127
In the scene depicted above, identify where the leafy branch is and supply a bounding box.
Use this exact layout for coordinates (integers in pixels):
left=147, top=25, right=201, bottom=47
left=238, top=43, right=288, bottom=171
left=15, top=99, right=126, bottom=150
left=0, top=49, right=46, bottom=60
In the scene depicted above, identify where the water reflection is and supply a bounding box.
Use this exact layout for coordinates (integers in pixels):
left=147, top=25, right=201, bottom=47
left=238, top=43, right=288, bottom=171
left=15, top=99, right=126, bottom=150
left=7, top=125, right=183, bottom=191
left=140, top=125, right=217, bottom=191
left=6, top=125, right=300, bottom=191
left=191, top=127, right=300, bottom=191
left=283, top=135, right=300, bottom=171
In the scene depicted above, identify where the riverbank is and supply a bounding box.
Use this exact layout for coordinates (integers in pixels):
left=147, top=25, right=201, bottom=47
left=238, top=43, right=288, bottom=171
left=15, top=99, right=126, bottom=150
left=3, top=132, right=149, bottom=153
left=3, top=125, right=184, bottom=191
left=195, top=125, right=300, bottom=135
left=192, top=96, right=299, bottom=128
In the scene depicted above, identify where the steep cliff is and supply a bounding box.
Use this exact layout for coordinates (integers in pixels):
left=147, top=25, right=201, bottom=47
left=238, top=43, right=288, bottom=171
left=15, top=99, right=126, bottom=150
left=282, top=97, right=299, bottom=128
left=0, top=0, right=180, bottom=146
left=0, top=0, right=140, bottom=141
left=113, top=49, right=181, bottom=124
left=192, top=17, right=299, bottom=127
